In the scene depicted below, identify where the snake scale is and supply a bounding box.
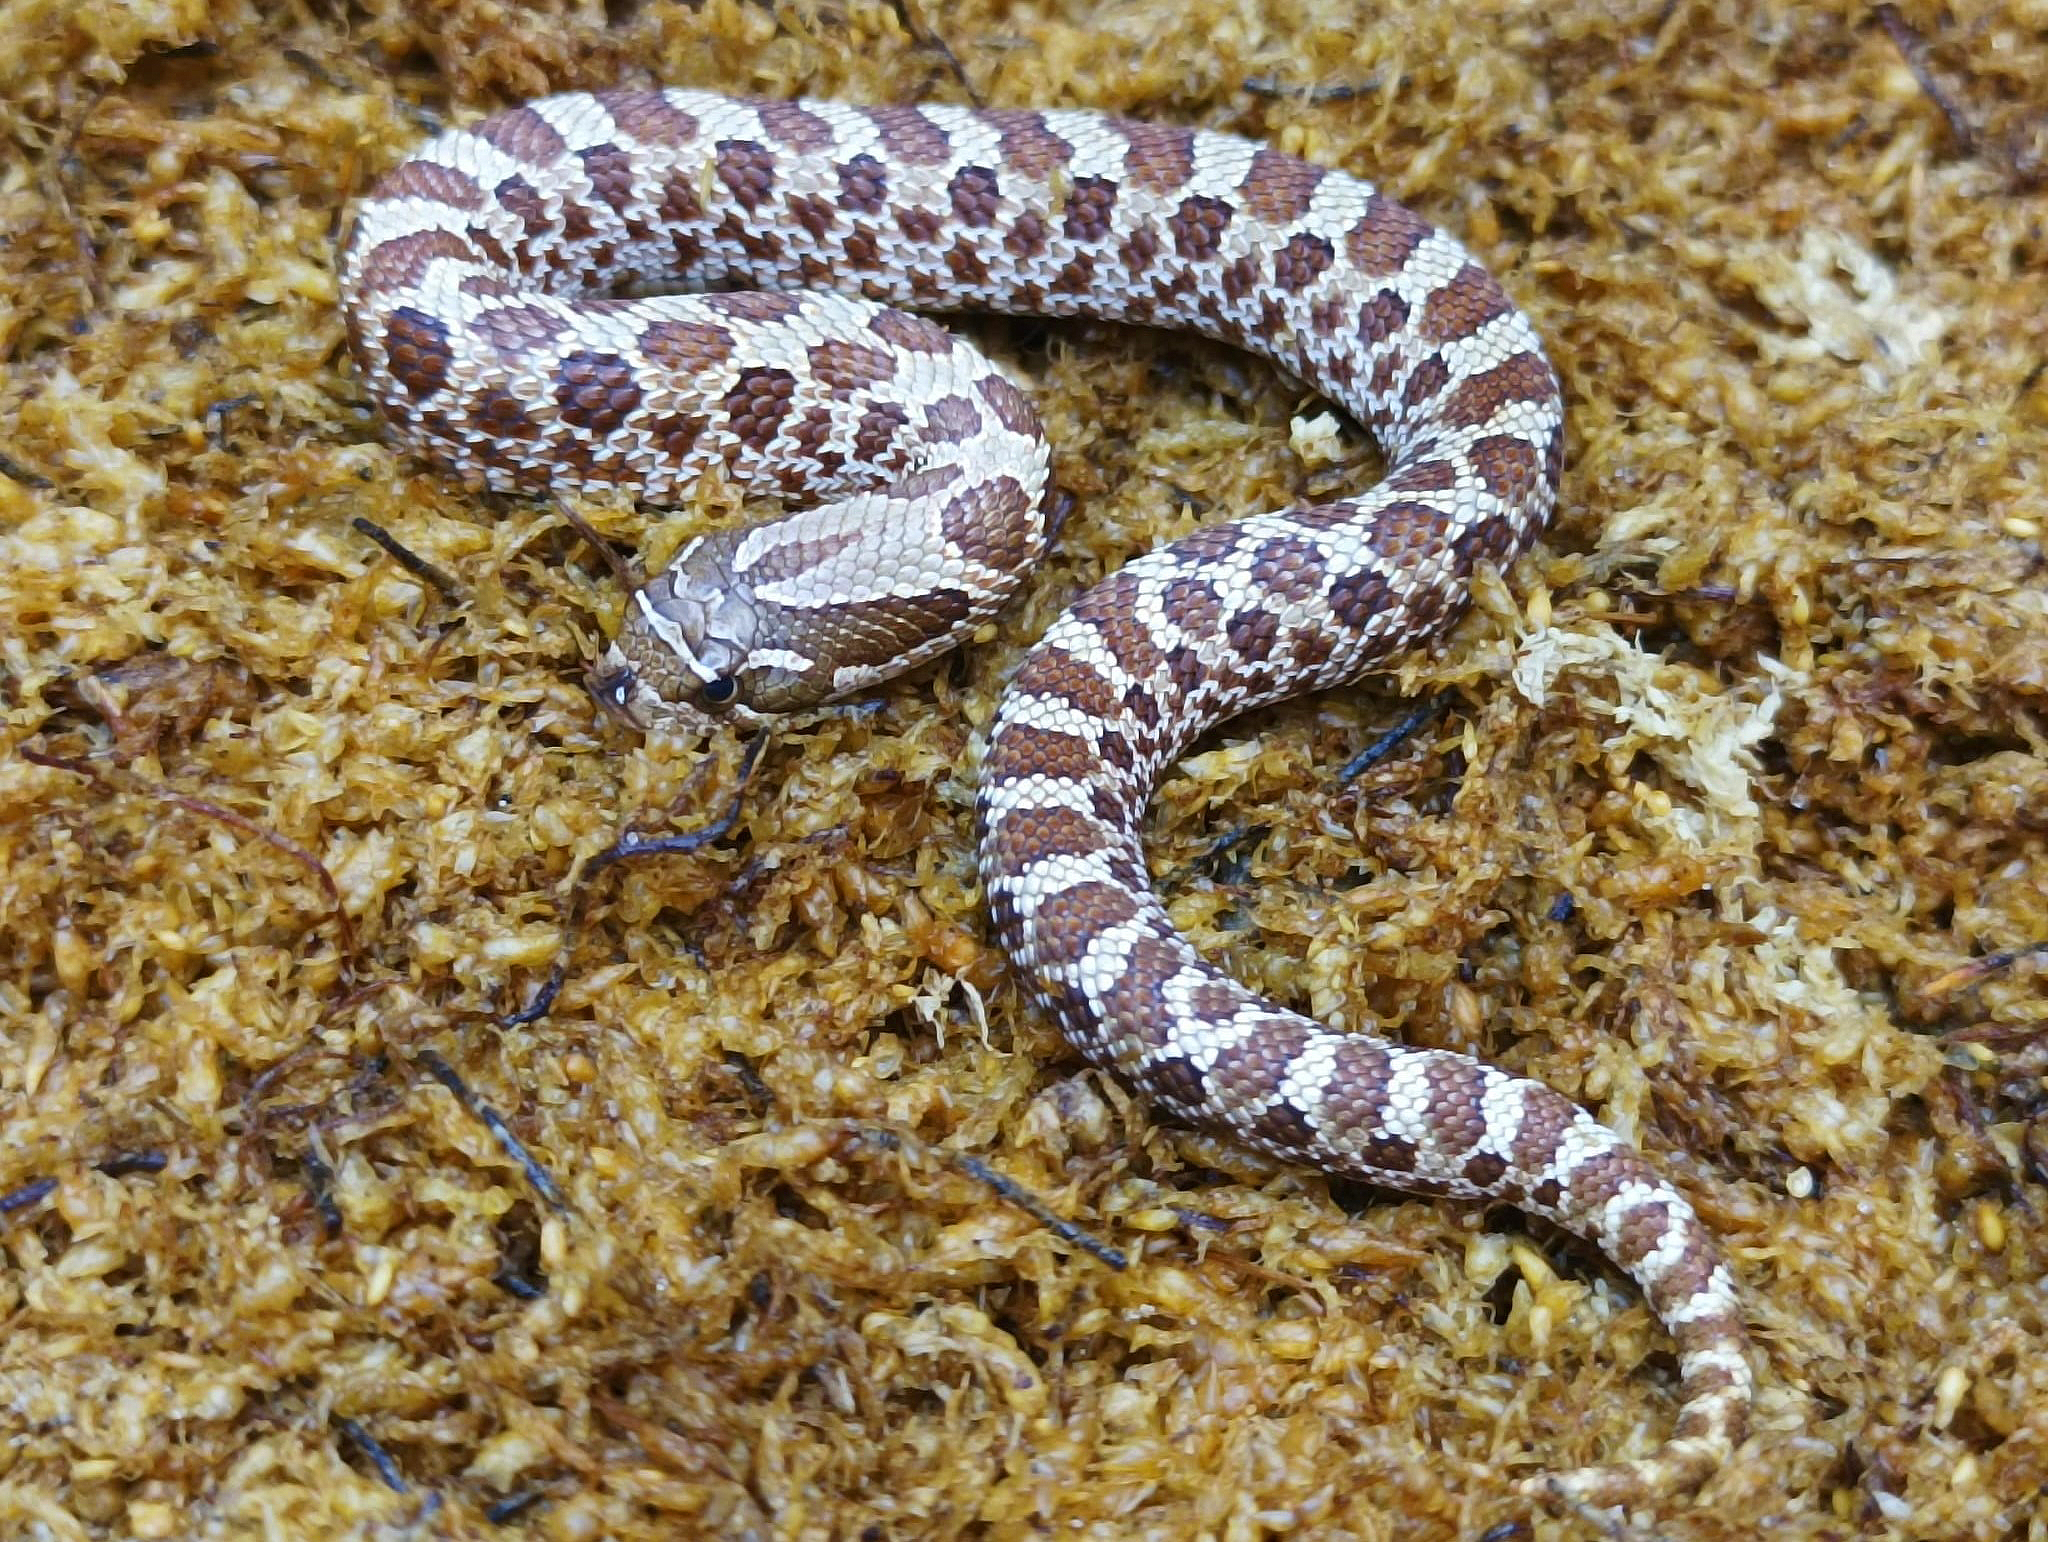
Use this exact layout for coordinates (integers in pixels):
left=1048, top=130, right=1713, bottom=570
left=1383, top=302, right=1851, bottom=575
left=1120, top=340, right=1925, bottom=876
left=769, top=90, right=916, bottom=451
left=339, top=87, right=1752, bottom=1505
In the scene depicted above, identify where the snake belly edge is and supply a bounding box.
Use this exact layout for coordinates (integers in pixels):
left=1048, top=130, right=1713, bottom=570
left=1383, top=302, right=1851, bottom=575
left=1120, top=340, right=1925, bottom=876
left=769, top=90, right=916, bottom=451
left=338, top=87, right=1753, bottom=1506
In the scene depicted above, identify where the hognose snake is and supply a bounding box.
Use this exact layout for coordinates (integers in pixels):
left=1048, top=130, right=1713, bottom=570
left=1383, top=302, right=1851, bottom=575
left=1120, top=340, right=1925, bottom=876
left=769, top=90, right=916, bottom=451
left=338, top=87, right=1753, bottom=1506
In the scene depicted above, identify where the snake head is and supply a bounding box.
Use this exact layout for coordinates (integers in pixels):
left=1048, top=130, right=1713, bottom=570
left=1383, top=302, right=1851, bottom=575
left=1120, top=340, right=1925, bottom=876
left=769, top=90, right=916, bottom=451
left=596, top=533, right=815, bottom=735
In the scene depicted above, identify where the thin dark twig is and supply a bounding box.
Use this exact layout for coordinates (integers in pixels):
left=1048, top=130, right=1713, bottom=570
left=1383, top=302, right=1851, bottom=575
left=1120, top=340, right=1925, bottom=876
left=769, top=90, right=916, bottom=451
left=1, top=1178, right=58, bottom=1216
left=282, top=45, right=355, bottom=95
left=1241, top=74, right=1377, bottom=104
left=1336, top=696, right=1447, bottom=784
left=887, top=0, right=982, bottom=104
left=301, top=1143, right=345, bottom=1236
left=952, top=1153, right=1128, bottom=1270
left=723, top=1051, right=774, bottom=1111
left=503, top=733, right=769, bottom=1026
left=335, top=1416, right=410, bottom=1494
left=0, top=450, right=55, bottom=488
left=1476, top=1520, right=1533, bottom=1542
left=1190, top=821, right=1268, bottom=875
left=51, top=84, right=110, bottom=310
left=352, top=516, right=461, bottom=601
left=416, top=1048, right=571, bottom=1213
left=1040, top=487, right=1076, bottom=543
left=1924, top=941, right=2048, bottom=1002
left=98, top=1151, right=168, bottom=1177
left=552, top=498, right=639, bottom=593
left=20, top=748, right=357, bottom=963
left=1873, top=5, right=1977, bottom=153
left=485, top=1489, right=547, bottom=1523
left=204, top=393, right=260, bottom=450
left=589, top=730, right=768, bottom=871
left=493, top=1265, right=547, bottom=1301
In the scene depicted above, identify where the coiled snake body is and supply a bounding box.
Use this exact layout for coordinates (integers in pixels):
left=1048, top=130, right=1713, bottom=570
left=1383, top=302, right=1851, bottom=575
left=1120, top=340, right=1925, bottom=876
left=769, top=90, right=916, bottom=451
left=340, top=87, right=1751, bottom=1505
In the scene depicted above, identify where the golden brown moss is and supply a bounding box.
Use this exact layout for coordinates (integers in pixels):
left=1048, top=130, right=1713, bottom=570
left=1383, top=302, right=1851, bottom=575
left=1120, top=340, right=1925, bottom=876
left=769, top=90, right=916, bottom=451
left=2, top=1, right=2045, bottom=1537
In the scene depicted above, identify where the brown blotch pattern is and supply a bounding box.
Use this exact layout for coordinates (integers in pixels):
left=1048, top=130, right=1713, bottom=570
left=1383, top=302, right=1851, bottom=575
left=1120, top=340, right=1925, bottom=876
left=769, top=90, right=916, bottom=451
left=371, top=159, right=483, bottom=209
left=940, top=476, right=1032, bottom=570
left=553, top=350, right=643, bottom=436
left=1121, top=121, right=1197, bottom=193
left=1613, top=1198, right=1677, bottom=1271
left=1005, top=211, right=1049, bottom=260
left=869, top=310, right=954, bottom=354
left=852, top=401, right=911, bottom=465
left=457, top=273, right=520, bottom=301
left=576, top=144, right=638, bottom=219
left=1325, top=566, right=1392, bottom=630
left=640, top=318, right=734, bottom=373
left=945, top=240, right=992, bottom=289
left=994, top=803, right=1117, bottom=871
left=474, top=386, right=539, bottom=442
left=992, top=714, right=1112, bottom=794
left=1462, top=1150, right=1510, bottom=1190
left=1440, top=350, right=1559, bottom=429
left=1421, top=261, right=1512, bottom=343
left=648, top=411, right=708, bottom=461
left=356, top=229, right=476, bottom=295
left=655, top=169, right=702, bottom=228
left=975, top=375, right=1039, bottom=436
left=1053, top=252, right=1097, bottom=294
left=1239, top=148, right=1325, bottom=223
left=1247, top=536, right=1327, bottom=601
left=1467, top=434, right=1542, bottom=503
left=1021, top=880, right=1139, bottom=972
left=1225, top=608, right=1281, bottom=661
left=1401, top=355, right=1452, bottom=415
left=1345, top=193, right=1432, bottom=277
left=1421, top=1058, right=1490, bottom=1154
left=743, top=524, right=866, bottom=584
left=1141, top=1050, right=1211, bottom=1111
left=705, top=291, right=803, bottom=323
left=1510, top=1087, right=1579, bottom=1192
left=475, top=106, right=567, bottom=165
left=1245, top=1097, right=1318, bottom=1150
left=808, top=338, right=897, bottom=393
left=487, top=174, right=552, bottom=243
left=1273, top=232, right=1335, bottom=293
left=787, top=405, right=841, bottom=479
left=1161, top=575, right=1225, bottom=636
left=1166, top=194, right=1233, bottom=261
left=754, top=100, right=836, bottom=151
left=1209, top=1020, right=1313, bottom=1106
left=837, top=154, right=889, bottom=214
left=721, top=366, right=797, bottom=452
left=466, top=296, right=569, bottom=358
left=1368, top=499, right=1455, bottom=561
left=1385, top=458, right=1459, bottom=493
left=894, top=205, right=940, bottom=245
left=868, top=105, right=951, bottom=165
left=1219, top=252, right=1263, bottom=302
left=715, top=140, right=777, bottom=211
left=921, top=393, right=983, bottom=446
left=1063, top=177, right=1119, bottom=242
left=592, top=90, right=701, bottom=146
left=380, top=306, right=453, bottom=397
left=788, top=193, right=839, bottom=241
left=946, top=164, right=1002, bottom=227
left=991, top=110, right=1073, bottom=177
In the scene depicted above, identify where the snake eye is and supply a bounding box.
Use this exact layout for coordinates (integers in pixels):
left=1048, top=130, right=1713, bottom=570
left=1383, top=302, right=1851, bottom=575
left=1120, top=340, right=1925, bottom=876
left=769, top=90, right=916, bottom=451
left=697, top=674, right=739, bottom=708
left=593, top=665, right=636, bottom=710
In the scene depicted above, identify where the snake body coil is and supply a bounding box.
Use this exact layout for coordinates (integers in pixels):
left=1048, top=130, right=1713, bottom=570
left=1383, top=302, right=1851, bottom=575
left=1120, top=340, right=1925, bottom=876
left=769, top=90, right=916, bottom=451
left=340, top=87, right=1752, bottom=1504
